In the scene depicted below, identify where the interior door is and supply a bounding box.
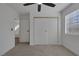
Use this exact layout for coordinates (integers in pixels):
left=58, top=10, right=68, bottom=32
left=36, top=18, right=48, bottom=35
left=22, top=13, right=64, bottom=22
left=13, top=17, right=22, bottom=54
left=33, top=17, right=58, bottom=45
left=46, top=18, right=57, bottom=44
left=34, top=18, right=48, bottom=44
left=20, top=19, right=30, bottom=42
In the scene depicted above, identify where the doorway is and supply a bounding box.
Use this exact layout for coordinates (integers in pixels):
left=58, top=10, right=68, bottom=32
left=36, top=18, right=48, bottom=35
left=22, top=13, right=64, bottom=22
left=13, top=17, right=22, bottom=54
left=14, top=19, right=20, bottom=45
left=33, top=17, right=58, bottom=45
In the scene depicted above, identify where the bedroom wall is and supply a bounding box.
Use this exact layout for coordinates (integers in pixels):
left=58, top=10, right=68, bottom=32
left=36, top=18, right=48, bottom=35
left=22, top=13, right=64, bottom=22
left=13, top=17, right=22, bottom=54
left=0, top=4, right=19, bottom=55
left=61, top=3, right=79, bottom=55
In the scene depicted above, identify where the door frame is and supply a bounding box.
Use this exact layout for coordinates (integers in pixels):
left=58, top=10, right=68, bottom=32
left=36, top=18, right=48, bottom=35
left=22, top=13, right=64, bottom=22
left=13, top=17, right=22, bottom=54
left=33, top=17, right=59, bottom=45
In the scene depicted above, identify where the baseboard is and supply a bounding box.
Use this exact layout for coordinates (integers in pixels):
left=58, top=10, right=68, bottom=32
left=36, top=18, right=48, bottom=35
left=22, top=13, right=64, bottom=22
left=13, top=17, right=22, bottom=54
left=19, top=42, right=29, bottom=44
left=62, top=45, right=78, bottom=56
left=2, top=44, right=15, bottom=56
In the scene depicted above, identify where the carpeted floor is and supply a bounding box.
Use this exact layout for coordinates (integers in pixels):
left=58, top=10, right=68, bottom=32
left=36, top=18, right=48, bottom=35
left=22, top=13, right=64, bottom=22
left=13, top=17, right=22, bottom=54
left=3, top=43, right=75, bottom=56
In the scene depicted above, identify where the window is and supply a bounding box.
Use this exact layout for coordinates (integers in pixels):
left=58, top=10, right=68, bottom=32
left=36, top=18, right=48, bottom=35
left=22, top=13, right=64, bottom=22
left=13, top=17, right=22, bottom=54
left=65, top=9, right=79, bottom=35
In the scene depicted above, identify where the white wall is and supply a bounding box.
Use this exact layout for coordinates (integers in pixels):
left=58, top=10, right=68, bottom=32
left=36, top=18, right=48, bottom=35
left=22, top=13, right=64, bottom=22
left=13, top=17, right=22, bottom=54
left=19, top=13, right=30, bottom=42
left=0, top=4, right=19, bottom=55
left=30, top=5, right=61, bottom=45
left=61, top=3, right=79, bottom=55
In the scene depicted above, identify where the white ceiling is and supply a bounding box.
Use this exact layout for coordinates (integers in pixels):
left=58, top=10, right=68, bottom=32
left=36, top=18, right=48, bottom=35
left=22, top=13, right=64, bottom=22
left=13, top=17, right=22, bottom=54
left=7, top=3, right=70, bottom=14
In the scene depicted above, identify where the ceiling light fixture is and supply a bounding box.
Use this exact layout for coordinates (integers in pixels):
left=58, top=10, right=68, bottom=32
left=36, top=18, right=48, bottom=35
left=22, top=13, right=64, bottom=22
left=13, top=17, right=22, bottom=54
left=38, top=2, right=42, bottom=4
left=23, top=3, right=56, bottom=12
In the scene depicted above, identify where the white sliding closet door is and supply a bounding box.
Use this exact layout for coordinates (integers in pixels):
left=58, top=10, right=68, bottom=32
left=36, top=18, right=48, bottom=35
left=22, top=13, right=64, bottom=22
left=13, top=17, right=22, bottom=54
left=33, top=17, right=58, bottom=45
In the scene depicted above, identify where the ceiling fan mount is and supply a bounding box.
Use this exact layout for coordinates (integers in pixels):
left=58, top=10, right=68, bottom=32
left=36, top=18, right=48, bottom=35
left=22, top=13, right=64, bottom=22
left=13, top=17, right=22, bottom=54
left=23, top=3, right=56, bottom=12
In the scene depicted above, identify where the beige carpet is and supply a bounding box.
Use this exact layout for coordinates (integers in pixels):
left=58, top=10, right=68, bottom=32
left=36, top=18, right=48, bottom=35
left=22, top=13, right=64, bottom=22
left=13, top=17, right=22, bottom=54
left=3, top=43, right=75, bottom=56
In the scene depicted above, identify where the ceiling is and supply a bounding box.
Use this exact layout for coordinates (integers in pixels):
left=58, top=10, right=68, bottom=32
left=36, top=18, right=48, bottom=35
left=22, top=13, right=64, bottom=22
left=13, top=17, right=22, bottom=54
left=7, top=3, right=70, bottom=14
